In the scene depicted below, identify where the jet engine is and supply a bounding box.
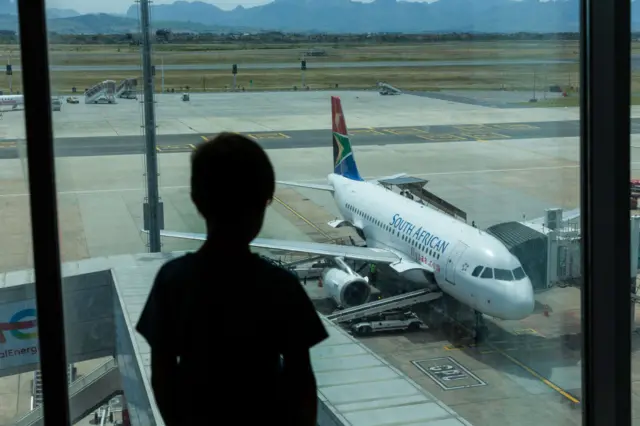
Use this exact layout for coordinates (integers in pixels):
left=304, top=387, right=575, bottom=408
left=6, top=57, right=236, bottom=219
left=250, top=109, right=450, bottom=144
left=322, top=261, right=371, bottom=308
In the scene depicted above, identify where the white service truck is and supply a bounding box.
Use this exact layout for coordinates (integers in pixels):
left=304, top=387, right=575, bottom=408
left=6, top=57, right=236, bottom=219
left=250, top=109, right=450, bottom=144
left=351, top=310, right=424, bottom=335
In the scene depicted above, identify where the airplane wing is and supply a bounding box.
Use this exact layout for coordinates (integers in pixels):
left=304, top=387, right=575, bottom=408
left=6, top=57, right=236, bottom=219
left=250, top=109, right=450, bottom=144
left=276, top=181, right=334, bottom=192
left=250, top=238, right=401, bottom=263
left=150, top=230, right=401, bottom=263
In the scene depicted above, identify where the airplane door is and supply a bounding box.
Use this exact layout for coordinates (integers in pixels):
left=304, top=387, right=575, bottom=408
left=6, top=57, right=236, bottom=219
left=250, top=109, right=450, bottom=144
left=445, top=241, right=469, bottom=285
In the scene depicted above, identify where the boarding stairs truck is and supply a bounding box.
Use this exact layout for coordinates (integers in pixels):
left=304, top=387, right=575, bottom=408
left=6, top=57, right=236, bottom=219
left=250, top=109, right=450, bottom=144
left=116, top=78, right=137, bottom=99
left=378, top=82, right=402, bottom=96
left=326, top=288, right=442, bottom=323
left=84, top=80, right=117, bottom=104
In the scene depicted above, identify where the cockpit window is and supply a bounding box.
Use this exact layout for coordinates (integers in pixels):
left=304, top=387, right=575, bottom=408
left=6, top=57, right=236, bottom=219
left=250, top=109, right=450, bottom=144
left=480, top=267, right=493, bottom=279
left=494, top=268, right=514, bottom=281
left=471, top=266, right=483, bottom=277
left=513, top=267, right=526, bottom=280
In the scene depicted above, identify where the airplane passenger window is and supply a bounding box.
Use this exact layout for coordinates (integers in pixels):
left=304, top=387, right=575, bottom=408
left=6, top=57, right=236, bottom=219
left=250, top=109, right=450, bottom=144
left=494, top=268, right=514, bottom=281
left=513, top=267, right=526, bottom=280
left=471, top=266, right=483, bottom=277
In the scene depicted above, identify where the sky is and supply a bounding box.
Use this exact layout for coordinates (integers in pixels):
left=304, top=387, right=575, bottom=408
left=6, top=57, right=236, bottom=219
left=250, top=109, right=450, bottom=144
left=44, top=0, right=434, bottom=15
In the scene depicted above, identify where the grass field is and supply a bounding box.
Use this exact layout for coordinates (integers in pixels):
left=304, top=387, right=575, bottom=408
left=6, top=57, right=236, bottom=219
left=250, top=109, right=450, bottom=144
left=1, top=40, right=639, bottom=105
left=0, top=41, right=583, bottom=66
left=40, top=64, right=581, bottom=94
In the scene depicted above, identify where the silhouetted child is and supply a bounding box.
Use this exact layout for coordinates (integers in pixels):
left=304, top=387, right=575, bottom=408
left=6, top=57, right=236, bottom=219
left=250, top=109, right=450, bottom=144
left=136, top=132, right=328, bottom=426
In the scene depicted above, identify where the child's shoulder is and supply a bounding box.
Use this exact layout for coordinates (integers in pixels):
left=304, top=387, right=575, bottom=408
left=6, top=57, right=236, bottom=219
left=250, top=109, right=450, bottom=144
left=251, top=254, right=300, bottom=282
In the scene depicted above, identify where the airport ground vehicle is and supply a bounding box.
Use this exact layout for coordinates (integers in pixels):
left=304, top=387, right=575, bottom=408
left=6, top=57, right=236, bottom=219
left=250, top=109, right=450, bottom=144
left=67, top=97, right=79, bottom=104
left=351, top=310, right=424, bottom=335
left=51, top=97, right=61, bottom=111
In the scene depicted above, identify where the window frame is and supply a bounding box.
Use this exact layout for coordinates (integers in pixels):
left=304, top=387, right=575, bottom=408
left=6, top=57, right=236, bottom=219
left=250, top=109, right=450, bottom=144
left=580, top=0, right=632, bottom=422
left=17, top=0, right=71, bottom=424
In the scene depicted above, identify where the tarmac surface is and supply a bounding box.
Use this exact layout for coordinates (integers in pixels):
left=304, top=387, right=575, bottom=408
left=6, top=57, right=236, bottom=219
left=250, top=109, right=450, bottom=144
left=0, top=90, right=639, bottom=425
left=0, top=119, right=594, bottom=159
left=24, top=58, right=577, bottom=72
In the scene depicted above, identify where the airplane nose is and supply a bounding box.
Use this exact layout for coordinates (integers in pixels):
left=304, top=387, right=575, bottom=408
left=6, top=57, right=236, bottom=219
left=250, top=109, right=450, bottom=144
left=503, top=278, right=536, bottom=320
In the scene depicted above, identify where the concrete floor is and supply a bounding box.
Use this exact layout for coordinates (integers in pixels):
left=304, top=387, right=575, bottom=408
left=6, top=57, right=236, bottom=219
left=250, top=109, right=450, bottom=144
left=0, top=90, right=638, bottom=424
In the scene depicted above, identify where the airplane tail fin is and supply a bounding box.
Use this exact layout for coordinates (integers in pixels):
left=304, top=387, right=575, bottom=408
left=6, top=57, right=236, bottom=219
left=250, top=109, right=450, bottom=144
left=332, top=96, right=363, bottom=181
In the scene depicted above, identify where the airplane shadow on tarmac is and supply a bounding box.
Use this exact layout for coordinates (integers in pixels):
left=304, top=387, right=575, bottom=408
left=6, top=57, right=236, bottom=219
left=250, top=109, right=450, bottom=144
left=347, top=264, right=591, bottom=404
left=313, top=261, right=640, bottom=407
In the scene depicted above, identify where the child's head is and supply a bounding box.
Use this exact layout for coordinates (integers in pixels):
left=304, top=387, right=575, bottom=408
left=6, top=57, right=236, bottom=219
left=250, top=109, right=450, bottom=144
left=190, top=132, right=275, bottom=244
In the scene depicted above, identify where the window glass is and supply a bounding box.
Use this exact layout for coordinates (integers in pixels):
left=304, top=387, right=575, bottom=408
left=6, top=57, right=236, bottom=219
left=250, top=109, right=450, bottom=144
left=513, top=267, right=526, bottom=280
left=29, top=0, right=585, bottom=424
left=0, top=9, right=42, bottom=425
left=481, top=268, right=494, bottom=279
left=472, top=266, right=484, bottom=277
left=494, top=268, right=514, bottom=281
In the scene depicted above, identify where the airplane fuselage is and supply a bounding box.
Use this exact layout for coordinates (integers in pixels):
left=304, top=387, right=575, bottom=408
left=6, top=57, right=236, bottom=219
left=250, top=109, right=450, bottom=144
left=0, top=95, right=23, bottom=109
left=328, top=173, right=535, bottom=321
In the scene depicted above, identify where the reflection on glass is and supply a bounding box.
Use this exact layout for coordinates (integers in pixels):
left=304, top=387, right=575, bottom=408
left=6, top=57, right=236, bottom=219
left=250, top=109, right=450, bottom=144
left=632, top=32, right=640, bottom=426
left=24, top=0, right=592, bottom=424
left=0, top=15, right=42, bottom=426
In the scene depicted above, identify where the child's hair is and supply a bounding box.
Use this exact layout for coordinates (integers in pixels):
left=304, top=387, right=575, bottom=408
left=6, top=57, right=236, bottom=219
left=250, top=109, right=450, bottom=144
left=190, top=132, right=275, bottom=221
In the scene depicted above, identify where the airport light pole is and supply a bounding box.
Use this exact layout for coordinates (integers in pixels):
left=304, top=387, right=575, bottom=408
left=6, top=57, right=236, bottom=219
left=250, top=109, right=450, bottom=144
left=139, top=0, right=162, bottom=253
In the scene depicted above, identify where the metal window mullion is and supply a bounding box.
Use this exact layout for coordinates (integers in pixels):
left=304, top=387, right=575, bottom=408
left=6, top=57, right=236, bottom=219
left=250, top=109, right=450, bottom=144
left=580, top=0, right=631, bottom=423
left=16, top=1, right=70, bottom=425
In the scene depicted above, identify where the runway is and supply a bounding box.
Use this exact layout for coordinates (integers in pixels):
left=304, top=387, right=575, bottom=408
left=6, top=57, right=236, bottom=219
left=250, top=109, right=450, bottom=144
left=0, top=119, right=590, bottom=159
left=27, top=58, right=576, bottom=73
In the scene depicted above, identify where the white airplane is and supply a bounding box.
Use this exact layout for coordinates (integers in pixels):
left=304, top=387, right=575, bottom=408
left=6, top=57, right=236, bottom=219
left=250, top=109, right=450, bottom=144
left=0, top=95, right=23, bottom=110
left=152, top=96, right=535, bottom=337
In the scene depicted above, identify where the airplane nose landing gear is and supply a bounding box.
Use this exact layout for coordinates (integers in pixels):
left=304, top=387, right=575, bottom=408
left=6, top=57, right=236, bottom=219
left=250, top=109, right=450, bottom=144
left=474, top=310, right=489, bottom=343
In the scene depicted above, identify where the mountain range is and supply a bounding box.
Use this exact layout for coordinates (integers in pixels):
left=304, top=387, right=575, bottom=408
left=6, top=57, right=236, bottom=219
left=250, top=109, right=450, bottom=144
left=125, top=0, right=586, bottom=33
left=0, top=0, right=640, bottom=34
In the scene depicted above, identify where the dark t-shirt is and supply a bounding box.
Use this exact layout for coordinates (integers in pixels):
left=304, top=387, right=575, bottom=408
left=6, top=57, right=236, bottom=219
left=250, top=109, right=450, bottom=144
left=135, top=247, right=328, bottom=423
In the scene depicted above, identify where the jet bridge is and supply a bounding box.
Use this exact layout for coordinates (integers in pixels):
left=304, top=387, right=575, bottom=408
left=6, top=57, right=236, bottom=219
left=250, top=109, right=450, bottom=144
left=326, top=288, right=443, bottom=323
left=378, top=176, right=467, bottom=222
left=486, top=221, right=549, bottom=291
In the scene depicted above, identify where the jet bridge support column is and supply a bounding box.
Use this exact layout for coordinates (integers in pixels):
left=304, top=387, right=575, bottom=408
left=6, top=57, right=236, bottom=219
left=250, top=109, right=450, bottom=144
left=546, top=230, right=557, bottom=289
left=631, top=216, right=640, bottom=332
